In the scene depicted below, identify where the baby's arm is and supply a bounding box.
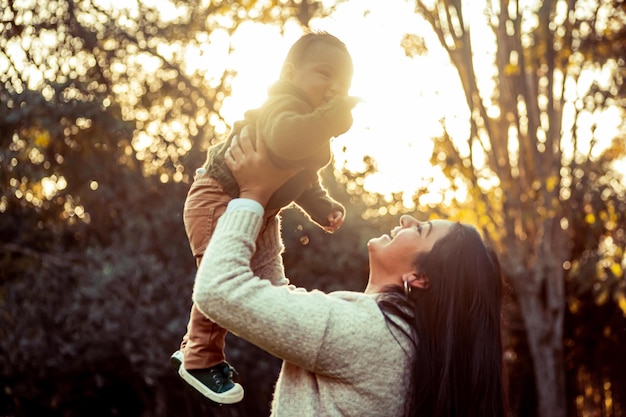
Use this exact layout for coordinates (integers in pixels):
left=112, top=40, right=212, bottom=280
left=295, top=178, right=346, bottom=232
left=258, top=95, right=359, bottom=162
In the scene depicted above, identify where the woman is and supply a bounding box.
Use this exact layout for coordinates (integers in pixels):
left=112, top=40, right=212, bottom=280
left=191, top=131, right=508, bottom=416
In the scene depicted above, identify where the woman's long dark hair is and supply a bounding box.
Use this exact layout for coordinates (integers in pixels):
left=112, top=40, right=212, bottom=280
left=378, top=222, right=508, bottom=417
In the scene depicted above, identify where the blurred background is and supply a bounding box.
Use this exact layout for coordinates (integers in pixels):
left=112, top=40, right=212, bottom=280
left=1, top=0, right=625, bottom=416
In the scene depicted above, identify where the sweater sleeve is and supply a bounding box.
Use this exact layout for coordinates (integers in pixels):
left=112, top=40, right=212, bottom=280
left=257, top=95, right=354, bottom=163
left=192, top=207, right=334, bottom=372
left=192, top=205, right=415, bottom=383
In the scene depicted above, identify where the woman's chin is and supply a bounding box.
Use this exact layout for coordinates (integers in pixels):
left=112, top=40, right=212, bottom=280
left=367, top=234, right=391, bottom=247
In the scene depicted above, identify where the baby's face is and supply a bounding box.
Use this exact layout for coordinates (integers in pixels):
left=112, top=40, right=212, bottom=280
left=287, top=42, right=353, bottom=108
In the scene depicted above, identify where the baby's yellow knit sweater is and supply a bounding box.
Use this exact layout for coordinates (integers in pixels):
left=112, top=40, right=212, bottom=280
left=203, top=80, right=351, bottom=229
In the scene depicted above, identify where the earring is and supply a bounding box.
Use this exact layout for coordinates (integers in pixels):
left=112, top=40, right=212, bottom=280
left=404, top=279, right=411, bottom=299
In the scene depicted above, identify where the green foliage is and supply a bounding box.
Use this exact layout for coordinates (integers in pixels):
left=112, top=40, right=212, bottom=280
left=410, top=1, right=626, bottom=416
left=566, top=138, right=626, bottom=312
left=0, top=159, right=196, bottom=415
left=560, top=140, right=626, bottom=417
left=1, top=1, right=369, bottom=415
left=2, top=0, right=624, bottom=415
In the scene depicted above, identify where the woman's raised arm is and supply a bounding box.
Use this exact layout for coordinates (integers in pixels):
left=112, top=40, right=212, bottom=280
left=225, top=127, right=301, bottom=207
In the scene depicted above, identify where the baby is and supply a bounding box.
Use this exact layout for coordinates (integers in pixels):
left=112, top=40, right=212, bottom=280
left=171, top=31, right=358, bottom=404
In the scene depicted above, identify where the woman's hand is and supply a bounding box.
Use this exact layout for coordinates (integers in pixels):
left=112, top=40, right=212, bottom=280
left=225, top=127, right=302, bottom=207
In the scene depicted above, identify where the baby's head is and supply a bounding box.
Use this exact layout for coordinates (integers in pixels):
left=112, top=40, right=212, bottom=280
left=280, top=32, right=353, bottom=108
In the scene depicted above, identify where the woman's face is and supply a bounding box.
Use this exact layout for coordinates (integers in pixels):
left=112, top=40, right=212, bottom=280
left=367, top=215, right=455, bottom=281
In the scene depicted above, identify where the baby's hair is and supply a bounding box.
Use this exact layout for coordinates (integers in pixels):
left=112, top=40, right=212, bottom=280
left=282, top=31, right=352, bottom=70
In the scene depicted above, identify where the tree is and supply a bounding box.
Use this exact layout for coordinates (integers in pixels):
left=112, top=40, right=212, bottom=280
left=394, top=1, right=626, bottom=416
left=1, top=1, right=338, bottom=415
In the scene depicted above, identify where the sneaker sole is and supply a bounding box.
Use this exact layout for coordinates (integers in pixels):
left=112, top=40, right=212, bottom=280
left=178, top=366, right=244, bottom=404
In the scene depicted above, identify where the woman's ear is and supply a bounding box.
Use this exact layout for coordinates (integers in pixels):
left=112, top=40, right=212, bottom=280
left=402, top=272, right=430, bottom=290
left=414, top=273, right=430, bottom=289
left=281, top=62, right=295, bottom=81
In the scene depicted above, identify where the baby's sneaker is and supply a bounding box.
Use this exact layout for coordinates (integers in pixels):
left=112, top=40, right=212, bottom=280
left=170, top=350, right=184, bottom=371
left=170, top=351, right=244, bottom=404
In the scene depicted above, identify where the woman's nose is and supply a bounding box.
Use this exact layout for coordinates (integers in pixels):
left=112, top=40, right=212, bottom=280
left=400, top=215, right=417, bottom=228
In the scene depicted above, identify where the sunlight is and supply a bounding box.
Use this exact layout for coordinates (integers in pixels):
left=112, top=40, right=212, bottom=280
left=220, top=20, right=303, bottom=121
left=0, top=0, right=540, bottom=205
left=133, top=131, right=153, bottom=151
left=41, top=175, right=67, bottom=200
left=6, top=0, right=621, bottom=210
left=311, top=0, right=467, bottom=202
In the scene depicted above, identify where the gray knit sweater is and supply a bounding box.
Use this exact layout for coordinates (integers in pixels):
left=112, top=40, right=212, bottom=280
left=193, top=204, right=414, bottom=417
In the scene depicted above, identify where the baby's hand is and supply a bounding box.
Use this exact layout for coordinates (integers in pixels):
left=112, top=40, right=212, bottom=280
left=324, top=96, right=362, bottom=137
left=343, top=96, right=363, bottom=109
left=323, top=210, right=344, bottom=233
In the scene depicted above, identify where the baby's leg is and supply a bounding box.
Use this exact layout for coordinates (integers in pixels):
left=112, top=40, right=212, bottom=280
left=251, top=213, right=290, bottom=286
left=181, top=174, right=231, bottom=368
left=175, top=174, right=243, bottom=404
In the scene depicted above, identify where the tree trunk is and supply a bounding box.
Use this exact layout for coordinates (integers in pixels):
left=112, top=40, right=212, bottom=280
left=511, top=243, right=567, bottom=417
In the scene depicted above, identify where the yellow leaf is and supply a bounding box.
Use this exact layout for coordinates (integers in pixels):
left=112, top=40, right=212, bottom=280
left=596, top=288, right=609, bottom=305
left=618, top=293, right=626, bottom=317
left=34, top=130, right=50, bottom=148
left=585, top=213, right=596, bottom=224
left=546, top=175, right=559, bottom=192
left=504, top=63, right=520, bottom=76
left=610, top=263, right=622, bottom=277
